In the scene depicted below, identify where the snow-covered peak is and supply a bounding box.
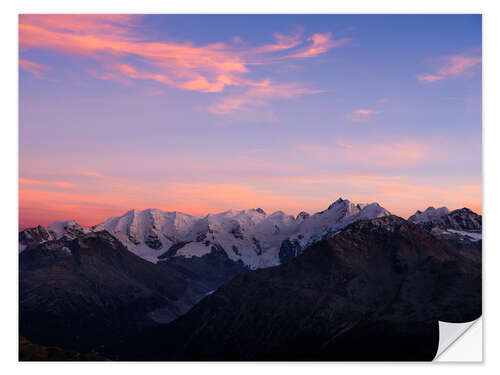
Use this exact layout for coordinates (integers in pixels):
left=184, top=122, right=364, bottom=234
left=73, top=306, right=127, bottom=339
left=48, top=219, right=77, bottom=234
left=92, top=208, right=199, bottom=262
left=408, top=206, right=481, bottom=242
left=356, top=202, right=391, bottom=220
left=327, top=197, right=347, bottom=210
left=92, top=200, right=392, bottom=267
left=206, top=209, right=268, bottom=227
left=408, top=206, right=450, bottom=224
left=302, top=199, right=360, bottom=229
left=48, top=220, right=90, bottom=239
left=20, top=199, right=392, bottom=268
left=282, top=200, right=391, bottom=263
left=19, top=220, right=90, bottom=253
left=267, top=210, right=288, bottom=219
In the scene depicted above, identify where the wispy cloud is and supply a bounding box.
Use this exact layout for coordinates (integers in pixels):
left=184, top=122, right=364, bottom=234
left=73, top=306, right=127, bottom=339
left=20, top=15, right=350, bottom=112
left=417, top=53, right=481, bottom=83
left=19, top=177, right=76, bottom=188
left=376, top=98, right=390, bottom=105
left=417, top=74, right=444, bottom=83
left=287, top=33, right=351, bottom=58
left=77, top=170, right=104, bottom=178
left=19, top=58, right=51, bottom=78
left=345, top=109, right=380, bottom=122
left=204, top=81, right=324, bottom=114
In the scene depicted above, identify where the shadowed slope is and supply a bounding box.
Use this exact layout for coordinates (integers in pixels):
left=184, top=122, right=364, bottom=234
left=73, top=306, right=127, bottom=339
left=19, top=231, right=247, bottom=353
left=116, top=216, right=481, bottom=361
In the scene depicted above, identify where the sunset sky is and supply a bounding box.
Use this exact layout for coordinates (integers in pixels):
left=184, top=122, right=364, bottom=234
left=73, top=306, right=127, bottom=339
left=19, top=14, right=482, bottom=228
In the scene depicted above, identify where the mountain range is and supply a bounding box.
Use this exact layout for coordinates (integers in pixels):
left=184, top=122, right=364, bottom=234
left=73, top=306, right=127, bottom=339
left=19, top=198, right=482, bottom=360
left=20, top=199, right=403, bottom=268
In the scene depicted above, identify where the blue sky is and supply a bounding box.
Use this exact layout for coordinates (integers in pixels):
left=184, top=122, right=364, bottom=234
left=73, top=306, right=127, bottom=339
left=19, top=14, right=482, bottom=227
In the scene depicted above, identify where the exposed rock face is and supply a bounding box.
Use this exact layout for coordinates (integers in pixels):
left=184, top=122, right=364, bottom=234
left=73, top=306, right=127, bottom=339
left=278, top=238, right=302, bottom=264
left=158, top=241, right=191, bottom=259
left=19, top=226, right=55, bottom=250
left=19, top=220, right=89, bottom=251
left=144, top=233, right=162, bottom=249
left=116, top=216, right=480, bottom=361
left=430, top=208, right=481, bottom=232
left=409, top=207, right=481, bottom=233
left=409, top=207, right=482, bottom=261
left=19, top=231, right=247, bottom=353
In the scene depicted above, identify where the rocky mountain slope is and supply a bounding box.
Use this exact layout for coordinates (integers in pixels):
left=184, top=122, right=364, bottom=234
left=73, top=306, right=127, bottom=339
left=409, top=206, right=482, bottom=262
left=19, top=198, right=390, bottom=269
left=114, top=216, right=481, bottom=361
left=409, top=206, right=481, bottom=235
left=19, top=230, right=247, bottom=353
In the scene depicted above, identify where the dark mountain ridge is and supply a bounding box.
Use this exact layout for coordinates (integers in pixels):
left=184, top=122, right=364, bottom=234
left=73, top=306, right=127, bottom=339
left=113, top=215, right=481, bottom=361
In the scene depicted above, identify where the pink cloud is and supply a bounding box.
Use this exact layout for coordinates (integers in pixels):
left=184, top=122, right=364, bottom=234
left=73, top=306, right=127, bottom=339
left=289, top=33, right=352, bottom=58
left=416, top=74, right=444, bottom=83
left=19, top=58, right=51, bottom=78
left=354, top=109, right=378, bottom=115
left=437, top=55, right=482, bottom=76
left=376, top=98, right=390, bottom=104
left=77, top=170, right=104, bottom=178
left=19, top=15, right=349, bottom=100
left=417, top=53, right=481, bottom=83
left=251, top=31, right=303, bottom=54
left=19, top=177, right=76, bottom=188
left=204, top=81, right=324, bottom=114
left=346, top=109, right=380, bottom=122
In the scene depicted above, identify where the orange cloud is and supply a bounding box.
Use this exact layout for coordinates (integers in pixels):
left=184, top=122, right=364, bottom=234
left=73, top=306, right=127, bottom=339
left=19, top=15, right=252, bottom=93
left=19, top=15, right=349, bottom=108
left=417, top=53, right=481, bottom=83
